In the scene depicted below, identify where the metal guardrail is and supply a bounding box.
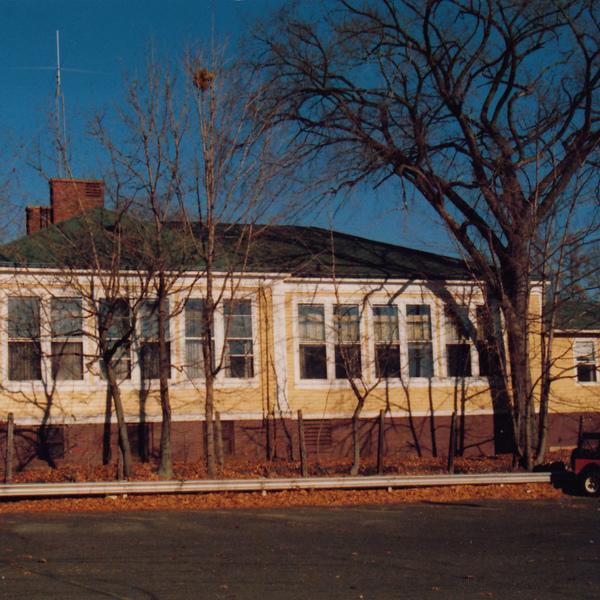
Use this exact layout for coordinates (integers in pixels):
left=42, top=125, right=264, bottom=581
left=0, top=472, right=553, bottom=499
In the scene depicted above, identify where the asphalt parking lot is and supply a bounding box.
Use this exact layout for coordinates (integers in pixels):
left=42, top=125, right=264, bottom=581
left=0, top=498, right=597, bottom=599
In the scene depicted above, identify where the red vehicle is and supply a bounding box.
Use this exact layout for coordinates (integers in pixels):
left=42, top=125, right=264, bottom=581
left=571, top=431, right=600, bottom=497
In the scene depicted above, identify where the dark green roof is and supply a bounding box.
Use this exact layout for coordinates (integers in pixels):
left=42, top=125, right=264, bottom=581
left=555, top=301, right=600, bottom=331
left=0, top=207, right=472, bottom=280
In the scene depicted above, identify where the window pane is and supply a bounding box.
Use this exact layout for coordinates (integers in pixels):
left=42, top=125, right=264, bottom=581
left=186, top=339, right=204, bottom=379
left=185, top=299, right=205, bottom=338
left=224, top=299, right=253, bottom=378
left=224, top=300, right=252, bottom=339
left=8, top=297, right=40, bottom=340
left=445, top=307, right=471, bottom=342
left=335, top=343, right=361, bottom=379
left=408, top=342, right=434, bottom=378
left=575, top=340, right=597, bottom=382
left=225, top=339, right=254, bottom=378
left=8, top=341, right=41, bottom=381
left=407, top=305, right=431, bottom=341
left=140, top=300, right=170, bottom=339
left=577, top=364, right=597, bottom=383
left=373, top=305, right=399, bottom=342
left=298, top=304, right=325, bottom=341
left=52, top=341, right=84, bottom=380
left=100, top=299, right=132, bottom=340
left=300, top=345, right=327, bottom=379
left=476, top=305, right=499, bottom=377
left=51, top=297, right=82, bottom=338
left=446, top=344, right=472, bottom=377
left=101, top=342, right=131, bottom=381
left=140, top=341, right=171, bottom=380
left=375, top=344, right=401, bottom=378
left=334, top=304, right=360, bottom=342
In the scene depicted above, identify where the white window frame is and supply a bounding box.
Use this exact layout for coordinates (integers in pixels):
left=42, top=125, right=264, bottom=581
left=293, top=298, right=365, bottom=387
left=3, top=293, right=91, bottom=390
left=179, top=295, right=259, bottom=386
left=573, top=338, right=598, bottom=384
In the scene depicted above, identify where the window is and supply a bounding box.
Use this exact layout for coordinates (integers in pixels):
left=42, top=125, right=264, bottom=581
left=51, top=297, right=83, bottom=380
left=224, top=299, right=254, bottom=378
left=99, top=299, right=132, bottom=380
left=574, top=339, right=597, bottom=383
left=406, top=304, right=434, bottom=378
left=373, top=305, right=401, bottom=378
left=334, top=304, right=361, bottom=379
left=298, top=304, right=327, bottom=379
left=140, top=300, right=171, bottom=380
left=185, top=298, right=213, bottom=379
left=445, top=306, right=472, bottom=378
left=8, top=297, right=41, bottom=381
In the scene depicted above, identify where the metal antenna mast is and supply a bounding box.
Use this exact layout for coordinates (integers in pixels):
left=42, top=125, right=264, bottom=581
left=55, top=30, right=68, bottom=178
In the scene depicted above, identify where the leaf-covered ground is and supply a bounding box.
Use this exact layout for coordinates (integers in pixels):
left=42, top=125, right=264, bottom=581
left=0, top=452, right=572, bottom=514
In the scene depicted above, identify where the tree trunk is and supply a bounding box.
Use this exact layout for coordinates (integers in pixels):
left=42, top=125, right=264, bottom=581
left=298, top=410, right=308, bottom=477
left=205, top=375, right=216, bottom=477
left=157, top=283, right=174, bottom=480
left=106, top=361, right=133, bottom=478
left=350, top=412, right=361, bottom=476
left=5, top=413, right=13, bottom=484
left=215, top=411, right=224, bottom=470
left=503, top=280, right=535, bottom=471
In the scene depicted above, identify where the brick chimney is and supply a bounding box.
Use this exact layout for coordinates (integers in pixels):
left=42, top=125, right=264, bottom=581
left=26, top=206, right=52, bottom=235
left=26, top=178, right=105, bottom=234
left=50, top=179, right=105, bottom=224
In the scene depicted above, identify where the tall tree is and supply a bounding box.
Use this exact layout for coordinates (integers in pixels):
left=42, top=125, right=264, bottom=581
left=91, top=45, right=291, bottom=478
left=254, top=0, right=600, bottom=469
left=90, top=55, right=190, bottom=479
left=185, top=45, right=291, bottom=477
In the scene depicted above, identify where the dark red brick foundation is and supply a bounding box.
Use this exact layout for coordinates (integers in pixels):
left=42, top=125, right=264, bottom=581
left=0, top=411, right=597, bottom=472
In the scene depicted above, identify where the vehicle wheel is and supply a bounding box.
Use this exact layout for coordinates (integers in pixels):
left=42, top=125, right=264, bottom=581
left=578, top=468, right=600, bottom=497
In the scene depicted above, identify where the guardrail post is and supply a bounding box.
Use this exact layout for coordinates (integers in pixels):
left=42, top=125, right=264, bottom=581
left=5, top=413, right=14, bottom=484
left=298, top=410, right=308, bottom=477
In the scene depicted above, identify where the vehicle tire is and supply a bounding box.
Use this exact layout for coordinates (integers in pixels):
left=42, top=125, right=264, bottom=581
left=578, top=467, right=600, bottom=497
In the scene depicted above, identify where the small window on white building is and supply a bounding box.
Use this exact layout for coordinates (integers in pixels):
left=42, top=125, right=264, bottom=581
left=51, top=297, right=84, bottom=380
left=373, top=305, right=401, bottom=378
left=334, top=304, right=361, bottom=379
left=99, top=299, right=132, bottom=380
left=224, top=299, right=254, bottom=378
left=185, top=298, right=214, bottom=379
left=406, top=304, right=434, bottom=378
left=298, top=304, right=327, bottom=379
left=445, top=306, right=472, bottom=378
left=574, top=339, right=597, bottom=383
left=140, top=300, right=171, bottom=380
left=8, top=297, right=42, bottom=381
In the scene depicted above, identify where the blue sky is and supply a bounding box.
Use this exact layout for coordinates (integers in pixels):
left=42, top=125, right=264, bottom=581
left=0, top=0, right=454, bottom=254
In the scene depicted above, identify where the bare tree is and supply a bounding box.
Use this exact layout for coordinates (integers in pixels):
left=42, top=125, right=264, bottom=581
left=253, top=0, right=600, bottom=469
left=89, top=54, right=191, bottom=479
left=185, top=45, right=292, bottom=477
left=87, top=43, right=292, bottom=479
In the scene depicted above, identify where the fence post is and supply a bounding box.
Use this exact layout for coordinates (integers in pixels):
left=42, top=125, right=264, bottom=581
left=298, top=410, right=308, bottom=477
left=5, top=413, right=14, bottom=484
